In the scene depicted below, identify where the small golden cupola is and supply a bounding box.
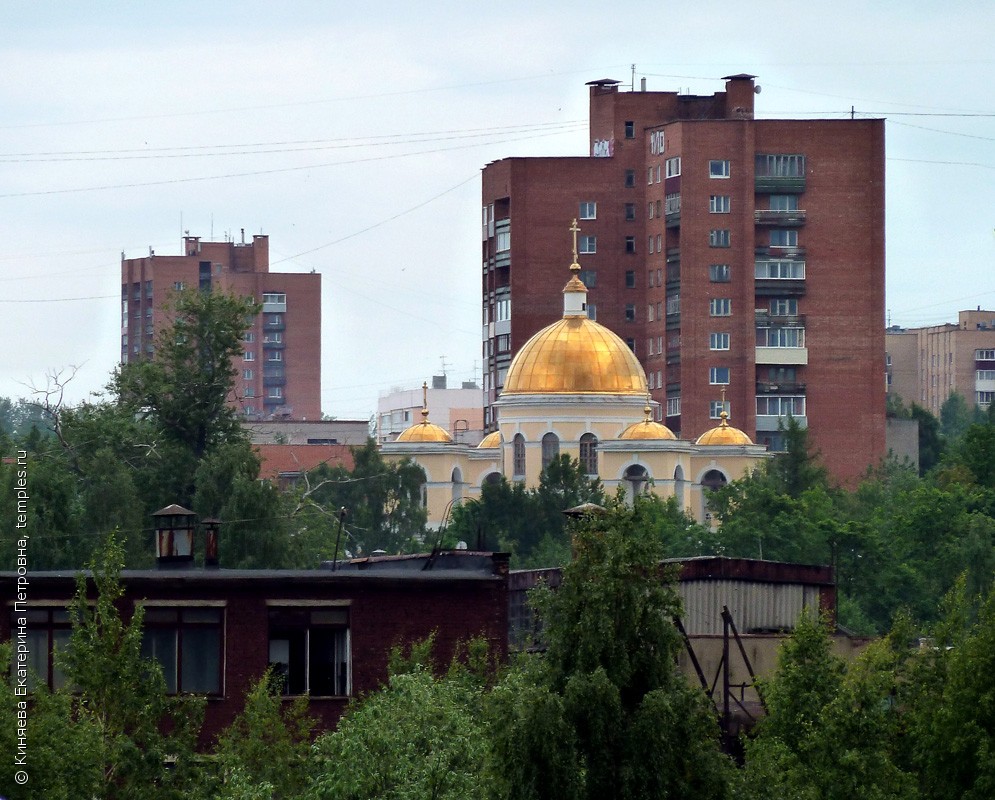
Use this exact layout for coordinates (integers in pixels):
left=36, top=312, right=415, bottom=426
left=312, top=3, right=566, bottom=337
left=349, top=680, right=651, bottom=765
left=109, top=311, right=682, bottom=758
left=619, top=396, right=677, bottom=440
left=477, top=430, right=502, bottom=449
left=502, top=220, right=648, bottom=396
left=395, top=383, right=453, bottom=443
left=696, top=389, right=753, bottom=445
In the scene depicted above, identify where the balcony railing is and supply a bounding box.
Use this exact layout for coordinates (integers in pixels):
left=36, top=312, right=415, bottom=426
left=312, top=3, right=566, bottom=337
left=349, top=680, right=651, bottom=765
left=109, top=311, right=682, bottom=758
left=754, top=209, right=806, bottom=226
left=755, top=245, right=806, bottom=258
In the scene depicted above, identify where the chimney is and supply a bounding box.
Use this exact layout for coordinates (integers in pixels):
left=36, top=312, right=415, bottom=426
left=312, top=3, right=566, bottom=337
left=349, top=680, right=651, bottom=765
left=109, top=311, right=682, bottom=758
left=153, top=505, right=197, bottom=567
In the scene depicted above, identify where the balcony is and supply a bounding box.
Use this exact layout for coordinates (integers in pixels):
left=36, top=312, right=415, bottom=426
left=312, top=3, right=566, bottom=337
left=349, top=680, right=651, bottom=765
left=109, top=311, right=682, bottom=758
left=755, top=245, right=806, bottom=259
left=265, top=319, right=285, bottom=332
left=264, top=375, right=286, bottom=387
left=755, top=278, right=806, bottom=297
left=756, top=381, right=807, bottom=394
left=754, top=209, right=806, bottom=226
left=755, top=311, right=806, bottom=327
left=756, top=347, right=808, bottom=365
left=756, top=414, right=808, bottom=432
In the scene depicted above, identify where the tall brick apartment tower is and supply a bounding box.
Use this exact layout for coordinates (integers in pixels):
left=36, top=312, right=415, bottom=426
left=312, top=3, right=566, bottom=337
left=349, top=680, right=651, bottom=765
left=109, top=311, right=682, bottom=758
left=121, top=234, right=321, bottom=420
left=481, top=75, right=885, bottom=483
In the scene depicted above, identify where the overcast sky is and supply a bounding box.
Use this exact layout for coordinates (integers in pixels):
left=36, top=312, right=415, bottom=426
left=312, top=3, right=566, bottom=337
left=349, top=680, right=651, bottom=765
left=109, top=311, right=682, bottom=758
left=2, top=2, right=993, bottom=419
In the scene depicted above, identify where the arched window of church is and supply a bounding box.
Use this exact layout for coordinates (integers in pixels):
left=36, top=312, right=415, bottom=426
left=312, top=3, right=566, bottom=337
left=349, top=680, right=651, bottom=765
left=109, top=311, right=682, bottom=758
left=673, top=465, right=685, bottom=509
left=541, top=432, right=560, bottom=470
left=701, top=468, right=728, bottom=520
left=512, top=434, right=526, bottom=478
left=580, top=433, right=598, bottom=475
left=451, top=467, right=463, bottom=503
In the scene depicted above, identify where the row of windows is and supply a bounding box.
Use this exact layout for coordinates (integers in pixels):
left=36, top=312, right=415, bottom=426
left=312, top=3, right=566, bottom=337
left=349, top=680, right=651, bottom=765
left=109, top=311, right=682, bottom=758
left=977, top=370, right=995, bottom=381
left=977, top=350, right=995, bottom=360
left=243, top=351, right=284, bottom=362
left=512, top=432, right=599, bottom=477
left=15, top=605, right=350, bottom=697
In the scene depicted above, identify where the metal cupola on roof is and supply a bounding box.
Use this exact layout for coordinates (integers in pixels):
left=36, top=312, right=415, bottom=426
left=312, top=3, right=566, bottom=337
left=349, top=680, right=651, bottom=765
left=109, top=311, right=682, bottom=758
left=619, top=396, right=677, bottom=440
left=695, top=390, right=753, bottom=445
left=395, top=383, right=453, bottom=443
left=502, top=220, right=648, bottom=396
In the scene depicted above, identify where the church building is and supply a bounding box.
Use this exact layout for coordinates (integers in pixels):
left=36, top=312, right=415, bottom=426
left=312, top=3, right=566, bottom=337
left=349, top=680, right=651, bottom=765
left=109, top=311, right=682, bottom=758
left=382, top=222, right=768, bottom=527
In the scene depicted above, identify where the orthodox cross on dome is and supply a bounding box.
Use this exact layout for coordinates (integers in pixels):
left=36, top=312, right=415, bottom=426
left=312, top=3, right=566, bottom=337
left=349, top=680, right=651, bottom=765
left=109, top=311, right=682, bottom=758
left=420, top=381, right=430, bottom=423
left=569, top=218, right=581, bottom=273
left=719, top=385, right=729, bottom=427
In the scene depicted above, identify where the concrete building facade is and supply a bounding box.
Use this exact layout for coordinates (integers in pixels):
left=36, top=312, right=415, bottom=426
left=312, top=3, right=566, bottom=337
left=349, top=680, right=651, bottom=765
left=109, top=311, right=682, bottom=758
left=377, top=375, right=484, bottom=445
left=481, top=75, right=886, bottom=483
left=886, top=309, right=995, bottom=416
left=121, top=234, right=321, bottom=420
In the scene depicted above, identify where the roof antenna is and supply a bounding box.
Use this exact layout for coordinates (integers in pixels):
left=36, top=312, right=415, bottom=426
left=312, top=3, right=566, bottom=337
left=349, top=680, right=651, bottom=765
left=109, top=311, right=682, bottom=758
left=631, top=63, right=636, bottom=91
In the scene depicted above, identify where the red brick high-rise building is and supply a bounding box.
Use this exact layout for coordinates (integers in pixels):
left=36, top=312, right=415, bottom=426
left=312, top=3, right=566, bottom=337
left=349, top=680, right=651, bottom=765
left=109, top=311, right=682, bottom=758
left=481, top=75, right=885, bottom=483
left=121, top=234, right=321, bottom=420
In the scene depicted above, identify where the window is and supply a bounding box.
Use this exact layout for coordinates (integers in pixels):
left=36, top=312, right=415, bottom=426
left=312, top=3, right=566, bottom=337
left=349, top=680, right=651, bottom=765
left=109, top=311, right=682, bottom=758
left=268, top=314, right=283, bottom=326
left=709, top=160, right=731, bottom=178
left=757, top=327, right=805, bottom=347
left=625, top=304, right=636, bottom=322
left=710, top=367, right=730, bottom=385
left=977, top=370, right=995, bottom=381
left=755, top=154, right=805, bottom=177
left=647, top=371, right=655, bottom=389
left=757, top=396, right=806, bottom=417
left=656, top=233, right=662, bottom=251
left=978, top=391, right=994, bottom=406
left=648, top=304, right=655, bottom=322
left=513, top=434, right=526, bottom=477
left=709, top=264, right=731, bottom=282
left=496, top=298, right=511, bottom=321
left=263, top=331, right=283, bottom=344
left=495, top=229, right=511, bottom=252
left=648, top=202, right=654, bottom=219
left=579, top=235, right=597, bottom=254
left=656, top=165, right=662, bottom=182
left=541, top=433, right=559, bottom=469
left=770, top=229, right=798, bottom=248
left=625, top=236, right=636, bottom=254
left=976, top=349, right=995, bottom=360
left=648, top=270, right=655, bottom=288
left=141, top=607, right=223, bottom=694
left=267, top=350, right=283, bottom=362
left=268, top=386, right=283, bottom=399
left=624, top=120, right=635, bottom=139
left=624, top=203, right=636, bottom=221
left=579, top=201, right=597, bottom=220
left=14, top=608, right=71, bottom=690
left=666, top=294, right=680, bottom=316
left=710, top=333, right=730, bottom=350
left=665, top=194, right=681, bottom=215
left=648, top=236, right=654, bottom=254
left=624, top=169, right=636, bottom=188
left=770, top=298, right=798, bottom=316
left=625, top=337, right=636, bottom=352
left=709, top=229, right=731, bottom=247
left=173, top=281, right=186, bottom=291
left=709, top=195, right=731, bottom=213
left=648, top=167, right=654, bottom=185
left=587, top=304, right=597, bottom=320
left=496, top=334, right=511, bottom=353
left=666, top=397, right=681, bottom=417
left=244, top=386, right=256, bottom=398
left=580, top=433, right=598, bottom=475
left=244, top=351, right=255, bottom=361
left=665, top=156, right=681, bottom=178
left=709, top=401, right=731, bottom=419
left=770, top=195, right=799, bottom=211
left=625, top=270, right=636, bottom=289
left=244, top=332, right=255, bottom=343
left=710, top=298, right=732, bottom=316
left=262, top=293, right=287, bottom=305
left=755, top=259, right=805, bottom=280
left=268, top=607, right=349, bottom=696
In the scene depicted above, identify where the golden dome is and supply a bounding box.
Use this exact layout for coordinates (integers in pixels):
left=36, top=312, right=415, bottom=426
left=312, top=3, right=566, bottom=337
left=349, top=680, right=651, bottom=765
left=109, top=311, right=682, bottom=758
left=396, top=421, right=453, bottom=443
left=620, top=401, right=676, bottom=440
left=477, top=431, right=502, bottom=448
left=696, top=412, right=753, bottom=446
left=503, top=317, right=648, bottom=395
left=395, top=382, right=453, bottom=443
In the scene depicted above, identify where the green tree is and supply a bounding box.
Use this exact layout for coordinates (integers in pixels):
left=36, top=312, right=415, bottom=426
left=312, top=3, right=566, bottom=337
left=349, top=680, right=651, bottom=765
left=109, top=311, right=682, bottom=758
left=293, top=439, right=427, bottom=557
left=214, top=669, right=315, bottom=799
left=488, top=502, right=733, bottom=800
left=940, top=391, right=973, bottom=443
left=306, top=644, right=489, bottom=800
left=60, top=534, right=204, bottom=799
left=114, top=289, right=259, bottom=464
left=909, top=403, right=944, bottom=474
